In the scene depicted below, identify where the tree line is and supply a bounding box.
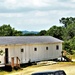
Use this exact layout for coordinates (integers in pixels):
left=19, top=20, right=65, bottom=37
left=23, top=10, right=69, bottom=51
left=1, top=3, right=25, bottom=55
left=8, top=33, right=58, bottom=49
left=38, top=17, right=75, bottom=54
left=0, top=17, right=75, bottom=54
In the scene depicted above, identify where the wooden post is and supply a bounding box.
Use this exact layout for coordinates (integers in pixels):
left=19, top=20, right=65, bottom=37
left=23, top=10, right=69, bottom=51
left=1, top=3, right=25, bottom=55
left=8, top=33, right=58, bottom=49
left=18, top=59, right=20, bottom=68
left=16, top=57, right=20, bottom=68
left=11, top=57, right=14, bottom=69
left=16, top=57, right=18, bottom=66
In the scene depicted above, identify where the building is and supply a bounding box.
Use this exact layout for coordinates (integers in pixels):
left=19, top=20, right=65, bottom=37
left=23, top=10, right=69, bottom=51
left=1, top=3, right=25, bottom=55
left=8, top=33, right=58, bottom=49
left=0, top=36, right=63, bottom=67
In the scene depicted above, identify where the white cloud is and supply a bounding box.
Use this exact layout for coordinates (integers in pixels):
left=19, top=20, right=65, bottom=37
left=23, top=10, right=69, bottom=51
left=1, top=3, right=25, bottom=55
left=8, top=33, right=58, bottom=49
left=0, top=13, right=23, bottom=18
left=0, top=0, right=75, bottom=31
left=1, top=0, right=75, bottom=12
left=5, top=0, right=16, bottom=4
left=70, top=0, right=75, bottom=2
left=3, top=0, right=50, bottom=9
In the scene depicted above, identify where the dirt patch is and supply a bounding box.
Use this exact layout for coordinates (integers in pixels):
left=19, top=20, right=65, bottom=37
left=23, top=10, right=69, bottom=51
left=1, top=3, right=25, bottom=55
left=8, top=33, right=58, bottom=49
left=5, top=62, right=75, bottom=75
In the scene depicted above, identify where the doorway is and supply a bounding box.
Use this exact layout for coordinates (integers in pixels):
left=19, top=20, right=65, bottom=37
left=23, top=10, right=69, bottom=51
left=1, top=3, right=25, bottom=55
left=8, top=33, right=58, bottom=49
left=5, top=48, right=9, bottom=64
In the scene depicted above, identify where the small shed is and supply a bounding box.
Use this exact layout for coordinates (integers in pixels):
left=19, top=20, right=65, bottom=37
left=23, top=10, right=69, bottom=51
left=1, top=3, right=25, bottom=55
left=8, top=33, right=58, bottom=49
left=0, top=36, right=63, bottom=67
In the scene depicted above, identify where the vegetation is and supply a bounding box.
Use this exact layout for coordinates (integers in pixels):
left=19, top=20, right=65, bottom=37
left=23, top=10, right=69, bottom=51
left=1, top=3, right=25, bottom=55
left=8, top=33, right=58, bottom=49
left=46, top=26, right=64, bottom=40
left=37, top=30, right=47, bottom=36
left=0, top=50, right=4, bottom=56
left=37, top=17, right=75, bottom=54
left=0, top=24, right=22, bottom=36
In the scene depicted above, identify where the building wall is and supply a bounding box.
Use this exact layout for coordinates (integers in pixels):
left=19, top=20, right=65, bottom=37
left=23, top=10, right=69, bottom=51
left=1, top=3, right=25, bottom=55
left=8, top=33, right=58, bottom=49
left=0, top=42, right=62, bottom=65
left=29, top=43, right=62, bottom=62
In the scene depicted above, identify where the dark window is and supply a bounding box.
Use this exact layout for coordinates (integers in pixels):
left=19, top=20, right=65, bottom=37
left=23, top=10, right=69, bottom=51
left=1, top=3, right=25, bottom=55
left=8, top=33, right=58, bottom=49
left=21, top=48, right=24, bottom=52
left=34, top=48, right=37, bottom=51
left=46, top=47, right=48, bottom=50
left=56, top=45, right=59, bottom=50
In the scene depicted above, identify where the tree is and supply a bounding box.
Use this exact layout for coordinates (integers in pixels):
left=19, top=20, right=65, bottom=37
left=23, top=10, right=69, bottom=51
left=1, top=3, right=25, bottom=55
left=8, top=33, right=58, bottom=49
left=63, top=41, right=72, bottom=54
left=0, top=24, right=13, bottom=36
left=59, top=17, right=75, bottom=40
left=60, top=17, right=75, bottom=27
left=66, top=24, right=75, bottom=39
left=38, top=30, right=47, bottom=36
left=46, top=26, right=64, bottom=40
left=70, top=37, right=75, bottom=50
left=12, top=28, right=22, bottom=36
left=0, top=24, right=23, bottom=36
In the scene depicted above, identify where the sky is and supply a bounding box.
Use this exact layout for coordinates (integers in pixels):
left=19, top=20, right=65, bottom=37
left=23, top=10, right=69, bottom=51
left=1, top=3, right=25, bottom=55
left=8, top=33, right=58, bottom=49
left=0, top=0, right=75, bottom=31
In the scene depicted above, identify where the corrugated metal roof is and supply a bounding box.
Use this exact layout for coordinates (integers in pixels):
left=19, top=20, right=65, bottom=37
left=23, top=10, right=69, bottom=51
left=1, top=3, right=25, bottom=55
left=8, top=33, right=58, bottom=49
left=0, top=36, right=63, bottom=45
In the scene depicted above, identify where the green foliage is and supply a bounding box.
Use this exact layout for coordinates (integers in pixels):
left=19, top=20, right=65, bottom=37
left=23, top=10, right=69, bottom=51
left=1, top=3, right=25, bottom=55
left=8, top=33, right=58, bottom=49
left=59, top=17, right=75, bottom=53
left=12, top=28, right=22, bottom=36
left=46, top=26, right=64, bottom=40
left=0, top=24, right=12, bottom=36
left=60, top=17, right=75, bottom=27
left=70, top=37, right=75, bottom=50
left=0, top=24, right=22, bottom=36
left=38, top=30, right=47, bottom=36
left=63, top=41, right=71, bottom=51
left=0, top=50, right=4, bottom=56
left=63, top=41, right=73, bottom=54
left=0, top=50, right=4, bottom=63
left=66, top=24, right=75, bottom=39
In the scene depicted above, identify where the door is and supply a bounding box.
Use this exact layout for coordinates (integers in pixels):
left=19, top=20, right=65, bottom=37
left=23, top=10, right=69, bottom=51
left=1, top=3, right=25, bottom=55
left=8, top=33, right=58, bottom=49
left=5, top=48, right=9, bottom=64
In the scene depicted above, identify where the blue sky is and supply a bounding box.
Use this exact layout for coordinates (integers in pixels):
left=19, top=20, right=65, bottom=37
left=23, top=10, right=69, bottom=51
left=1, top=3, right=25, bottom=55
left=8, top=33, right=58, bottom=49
left=0, top=0, right=75, bottom=31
